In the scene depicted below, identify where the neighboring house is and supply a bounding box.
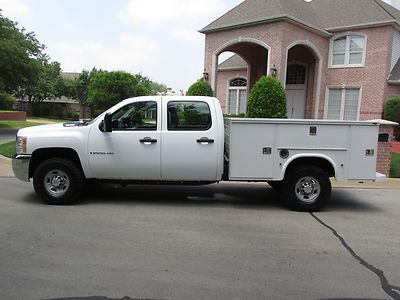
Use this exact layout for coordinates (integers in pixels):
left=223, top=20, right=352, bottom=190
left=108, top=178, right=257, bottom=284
left=18, top=72, right=91, bottom=119
left=201, top=0, right=400, bottom=120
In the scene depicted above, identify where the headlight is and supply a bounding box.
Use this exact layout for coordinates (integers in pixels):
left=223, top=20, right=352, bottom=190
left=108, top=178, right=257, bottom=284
left=16, top=136, right=27, bottom=154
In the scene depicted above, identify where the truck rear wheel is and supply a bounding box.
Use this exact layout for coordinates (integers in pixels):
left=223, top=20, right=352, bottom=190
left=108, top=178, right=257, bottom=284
left=283, top=166, right=331, bottom=212
left=33, top=158, right=85, bottom=205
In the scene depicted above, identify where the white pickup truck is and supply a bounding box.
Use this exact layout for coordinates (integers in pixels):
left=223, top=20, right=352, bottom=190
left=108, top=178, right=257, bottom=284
left=12, top=96, right=382, bottom=211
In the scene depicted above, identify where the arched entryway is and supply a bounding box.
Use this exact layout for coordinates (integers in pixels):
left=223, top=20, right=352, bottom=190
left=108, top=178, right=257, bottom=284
left=211, top=38, right=270, bottom=113
left=285, top=42, right=322, bottom=119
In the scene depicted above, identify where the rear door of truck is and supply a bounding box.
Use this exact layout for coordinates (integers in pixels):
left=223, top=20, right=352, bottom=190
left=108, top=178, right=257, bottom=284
left=161, top=97, right=220, bottom=181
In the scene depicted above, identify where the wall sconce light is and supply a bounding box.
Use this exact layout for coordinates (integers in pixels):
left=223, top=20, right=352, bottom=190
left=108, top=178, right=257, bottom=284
left=203, top=70, right=209, bottom=82
left=270, top=65, right=277, bottom=77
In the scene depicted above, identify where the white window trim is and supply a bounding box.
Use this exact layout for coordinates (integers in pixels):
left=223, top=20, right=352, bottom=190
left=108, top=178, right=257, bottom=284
left=329, top=33, right=367, bottom=69
left=226, top=77, right=247, bottom=115
left=324, top=86, right=362, bottom=120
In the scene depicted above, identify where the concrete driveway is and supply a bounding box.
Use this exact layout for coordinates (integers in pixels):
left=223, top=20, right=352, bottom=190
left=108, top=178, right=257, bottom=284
left=0, top=178, right=399, bottom=300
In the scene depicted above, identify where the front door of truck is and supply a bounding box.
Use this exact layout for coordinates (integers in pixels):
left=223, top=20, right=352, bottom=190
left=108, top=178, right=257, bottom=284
left=161, top=99, right=219, bottom=181
left=88, top=99, right=161, bottom=180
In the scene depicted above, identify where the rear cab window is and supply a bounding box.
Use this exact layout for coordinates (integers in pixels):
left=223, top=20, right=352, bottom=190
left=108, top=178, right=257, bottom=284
left=167, top=101, right=211, bottom=131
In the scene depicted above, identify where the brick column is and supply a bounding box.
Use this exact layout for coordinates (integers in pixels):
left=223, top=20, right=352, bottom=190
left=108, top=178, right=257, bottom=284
left=375, top=120, right=398, bottom=177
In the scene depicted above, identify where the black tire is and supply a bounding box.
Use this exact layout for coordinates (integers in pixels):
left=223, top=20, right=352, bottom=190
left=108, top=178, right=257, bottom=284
left=33, top=158, right=85, bottom=205
left=282, top=166, right=331, bottom=212
left=267, top=180, right=283, bottom=191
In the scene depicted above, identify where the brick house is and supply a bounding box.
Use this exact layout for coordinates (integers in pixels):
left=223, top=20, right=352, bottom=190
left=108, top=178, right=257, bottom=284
left=200, top=0, right=400, bottom=120
left=18, top=72, right=91, bottom=119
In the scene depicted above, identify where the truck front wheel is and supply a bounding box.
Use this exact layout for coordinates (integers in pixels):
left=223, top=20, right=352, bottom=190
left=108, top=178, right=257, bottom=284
left=283, top=166, right=331, bottom=212
left=33, top=158, right=85, bottom=205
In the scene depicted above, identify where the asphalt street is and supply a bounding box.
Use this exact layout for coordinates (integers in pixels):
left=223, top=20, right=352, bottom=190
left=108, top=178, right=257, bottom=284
left=0, top=178, right=399, bottom=300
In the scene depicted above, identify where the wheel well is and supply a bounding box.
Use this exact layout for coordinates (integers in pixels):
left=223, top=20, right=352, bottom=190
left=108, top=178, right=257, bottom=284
left=29, top=148, right=84, bottom=178
left=284, top=157, right=335, bottom=178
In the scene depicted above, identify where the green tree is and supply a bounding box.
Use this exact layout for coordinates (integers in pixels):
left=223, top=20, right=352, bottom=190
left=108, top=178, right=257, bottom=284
left=186, top=81, right=213, bottom=96
left=384, top=96, right=400, bottom=140
left=87, top=71, right=147, bottom=111
left=68, top=69, right=98, bottom=106
left=0, top=92, right=16, bottom=110
left=0, top=12, right=46, bottom=95
left=246, top=76, right=287, bottom=118
left=23, top=61, right=63, bottom=102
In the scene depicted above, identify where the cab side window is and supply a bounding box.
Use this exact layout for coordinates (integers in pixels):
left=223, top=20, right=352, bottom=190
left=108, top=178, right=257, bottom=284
left=111, top=101, right=157, bottom=130
left=167, top=101, right=211, bottom=131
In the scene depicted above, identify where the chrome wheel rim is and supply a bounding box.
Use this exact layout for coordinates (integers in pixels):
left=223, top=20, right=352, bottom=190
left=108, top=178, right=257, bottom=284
left=295, top=176, right=320, bottom=203
left=44, top=169, right=70, bottom=198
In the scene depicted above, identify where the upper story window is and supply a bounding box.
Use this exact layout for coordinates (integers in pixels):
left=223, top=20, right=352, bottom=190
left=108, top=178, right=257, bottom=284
left=167, top=101, right=211, bottom=131
left=331, top=35, right=366, bottom=67
left=111, top=101, right=157, bottom=130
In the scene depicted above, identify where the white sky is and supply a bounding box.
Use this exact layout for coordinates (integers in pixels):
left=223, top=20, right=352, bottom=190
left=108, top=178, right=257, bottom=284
left=0, top=0, right=399, bottom=91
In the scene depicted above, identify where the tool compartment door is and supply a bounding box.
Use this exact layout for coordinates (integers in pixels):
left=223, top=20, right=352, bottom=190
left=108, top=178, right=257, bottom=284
left=228, top=123, right=275, bottom=179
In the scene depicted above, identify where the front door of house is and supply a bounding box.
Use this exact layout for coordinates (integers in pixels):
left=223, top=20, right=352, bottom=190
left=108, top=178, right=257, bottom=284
left=286, top=64, right=307, bottom=119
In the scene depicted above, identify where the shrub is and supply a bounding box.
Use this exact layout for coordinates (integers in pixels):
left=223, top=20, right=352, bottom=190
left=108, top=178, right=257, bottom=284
left=0, top=92, right=16, bottom=110
left=246, top=76, right=287, bottom=118
left=384, top=97, right=400, bottom=141
left=186, top=81, right=213, bottom=96
left=31, top=102, right=65, bottom=118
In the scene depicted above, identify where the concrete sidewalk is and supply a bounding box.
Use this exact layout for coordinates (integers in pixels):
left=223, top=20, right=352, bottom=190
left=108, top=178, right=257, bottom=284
left=331, top=178, right=400, bottom=189
left=1, top=153, right=399, bottom=189
left=0, top=155, right=13, bottom=177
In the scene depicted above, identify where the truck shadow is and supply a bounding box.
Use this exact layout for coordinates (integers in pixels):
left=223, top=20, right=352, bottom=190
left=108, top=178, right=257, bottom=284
left=79, top=182, right=285, bottom=210
left=72, top=183, right=382, bottom=212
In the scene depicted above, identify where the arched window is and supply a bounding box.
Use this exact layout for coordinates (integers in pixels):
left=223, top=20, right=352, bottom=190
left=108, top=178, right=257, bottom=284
left=331, top=35, right=366, bottom=67
left=227, top=78, right=247, bottom=114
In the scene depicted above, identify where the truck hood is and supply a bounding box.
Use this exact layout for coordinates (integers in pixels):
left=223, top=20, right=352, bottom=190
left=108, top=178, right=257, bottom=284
left=17, top=121, right=88, bottom=136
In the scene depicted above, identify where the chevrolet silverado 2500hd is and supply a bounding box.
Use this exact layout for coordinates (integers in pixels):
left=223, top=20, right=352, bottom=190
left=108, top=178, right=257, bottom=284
left=12, top=96, right=383, bottom=211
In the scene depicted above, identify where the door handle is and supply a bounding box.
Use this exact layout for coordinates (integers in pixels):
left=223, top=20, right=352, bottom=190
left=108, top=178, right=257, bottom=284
left=140, top=137, right=157, bottom=144
left=196, top=137, right=214, bottom=144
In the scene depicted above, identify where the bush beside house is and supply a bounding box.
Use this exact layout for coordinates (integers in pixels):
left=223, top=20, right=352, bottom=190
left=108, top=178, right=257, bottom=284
left=246, top=76, right=287, bottom=118
left=384, top=97, right=400, bottom=141
left=186, top=81, right=214, bottom=96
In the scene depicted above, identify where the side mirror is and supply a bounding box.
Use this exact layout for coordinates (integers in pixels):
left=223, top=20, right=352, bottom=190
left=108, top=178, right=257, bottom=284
left=104, top=113, right=112, bottom=132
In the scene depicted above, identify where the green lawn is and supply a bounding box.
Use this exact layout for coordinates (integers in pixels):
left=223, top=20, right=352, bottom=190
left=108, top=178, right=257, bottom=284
left=0, top=141, right=15, bottom=158
left=0, top=120, right=45, bottom=128
left=391, top=153, right=400, bottom=178
left=0, top=110, right=16, bottom=113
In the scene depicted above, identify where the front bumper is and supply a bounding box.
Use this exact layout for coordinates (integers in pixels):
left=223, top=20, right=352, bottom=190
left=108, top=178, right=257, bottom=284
left=12, top=154, right=31, bottom=182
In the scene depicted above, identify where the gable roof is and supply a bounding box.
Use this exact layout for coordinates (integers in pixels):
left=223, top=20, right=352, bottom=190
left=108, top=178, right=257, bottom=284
left=218, top=54, right=247, bottom=70
left=200, top=0, right=400, bottom=35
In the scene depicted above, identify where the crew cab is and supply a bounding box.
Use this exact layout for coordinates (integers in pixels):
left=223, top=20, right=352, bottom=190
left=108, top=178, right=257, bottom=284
left=12, top=96, right=383, bottom=211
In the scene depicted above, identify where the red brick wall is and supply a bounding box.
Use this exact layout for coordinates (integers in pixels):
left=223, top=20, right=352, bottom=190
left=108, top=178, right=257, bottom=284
left=377, top=125, right=395, bottom=176
left=0, top=111, right=26, bottom=121
left=385, top=84, right=400, bottom=102
left=204, top=21, right=398, bottom=121
left=326, top=26, right=394, bottom=121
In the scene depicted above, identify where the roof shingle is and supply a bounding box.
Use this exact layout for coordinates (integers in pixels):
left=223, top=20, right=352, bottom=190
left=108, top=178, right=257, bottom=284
left=200, top=0, right=400, bottom=34
left=218, top=54, right=247, bottom=70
